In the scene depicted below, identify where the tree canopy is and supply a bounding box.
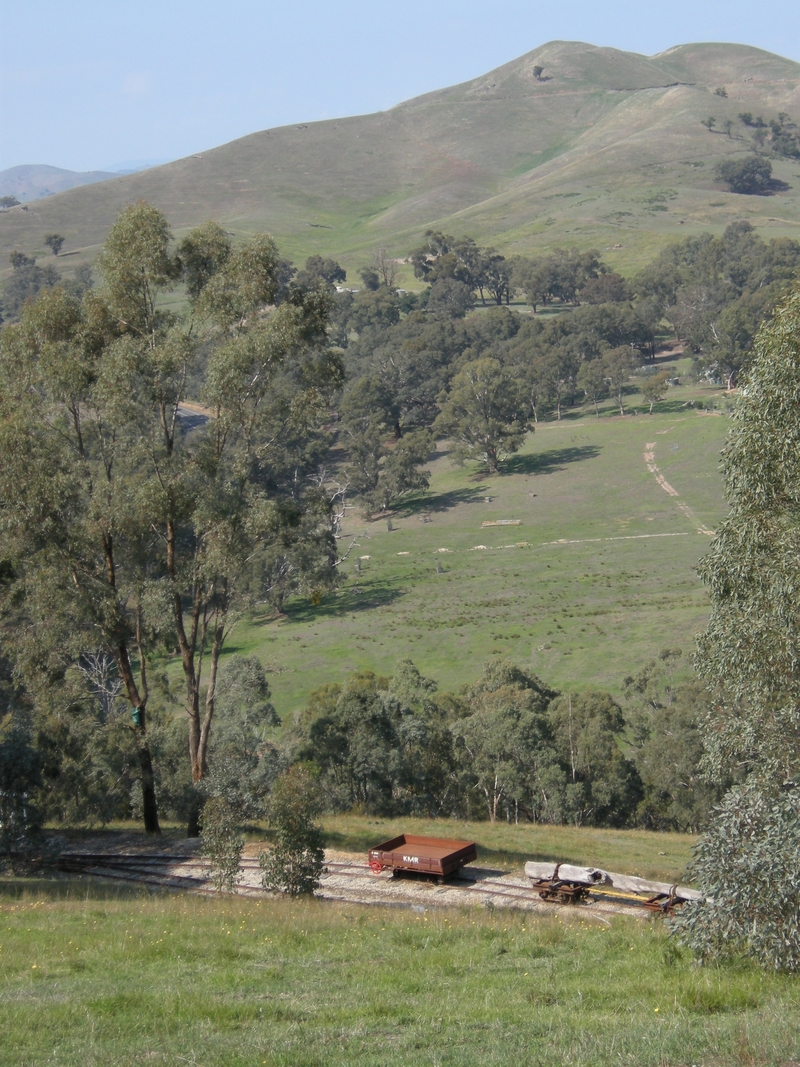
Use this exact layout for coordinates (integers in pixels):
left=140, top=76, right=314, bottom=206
left=0, top=201, right=343, bottom=834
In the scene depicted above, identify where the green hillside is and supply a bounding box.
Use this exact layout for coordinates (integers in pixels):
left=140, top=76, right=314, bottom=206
left=2, top=41, right=800, bottom=280
left=0, top=164, right=118, bottom=203
left=230, top=380, right=731, bottom=721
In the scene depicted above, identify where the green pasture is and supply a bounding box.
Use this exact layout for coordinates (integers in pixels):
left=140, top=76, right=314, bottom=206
left=2, top=882, right=799, bottom=1066
left=229, top=380, right=731, bottom=721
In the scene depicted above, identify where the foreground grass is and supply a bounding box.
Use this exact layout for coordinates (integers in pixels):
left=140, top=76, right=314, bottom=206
left=2, top=886, right=799, bottom=1066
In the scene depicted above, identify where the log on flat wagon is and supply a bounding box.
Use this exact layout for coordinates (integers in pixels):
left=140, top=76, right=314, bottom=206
left=524, top=861, right=702, bottom=902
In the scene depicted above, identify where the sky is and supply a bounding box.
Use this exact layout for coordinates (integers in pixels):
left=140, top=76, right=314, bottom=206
left=2, top=0, right=800, bottom=174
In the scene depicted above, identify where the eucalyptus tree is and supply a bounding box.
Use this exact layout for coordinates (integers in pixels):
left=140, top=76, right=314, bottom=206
left=0, top=282, right=164, bottom=831
left=576, top=358, right=608, bottom=417
left=695, top=287, right=800, bottom=785
left=454, top=661, right=558, bottom=824
left=0, top=202, right=343, bottom=833
left=602, top=346, right=635, bottom=415
left=434, top=357, right=528, bottom=473
left=673, top=287, right=800, bottom=970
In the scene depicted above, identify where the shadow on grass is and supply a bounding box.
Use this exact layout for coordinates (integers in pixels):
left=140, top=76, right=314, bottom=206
left=503, top=444, right=601, bottom=477
left=283, top=580, right=406, bottom=624
left=396, top=485, right=490, bottom=517
left=648, top=399, right=729, bottom=415
left=0, top=874, right=155, bottom=901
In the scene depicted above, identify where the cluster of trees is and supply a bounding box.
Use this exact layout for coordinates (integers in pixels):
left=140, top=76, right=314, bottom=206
left=332, top=243, right=668, bottom=493
left=738, top=110, right=800, bottom=159
left=709, top=112, right=799, bottom=195
left=1, top=248, right=90, bottom=324
left=410, top=231, right=512, bottom=307
left=633, top=222, right=800, bottom=387
left=286, top=655, right=718, bottom=832
left=0, top=643, right=719, bottom=843
left=2, top=201, right=799, bottom=874
left=0, top=202, right=345, bottom=836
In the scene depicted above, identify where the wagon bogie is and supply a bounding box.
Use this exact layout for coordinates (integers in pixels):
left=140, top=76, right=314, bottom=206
left=531, top=877, right=589, bottom=905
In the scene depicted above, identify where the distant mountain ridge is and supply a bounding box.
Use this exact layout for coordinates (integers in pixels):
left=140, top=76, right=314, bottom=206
left=0, top=165, right=119, bottom=203
left=2, top=41, right=800, bottom=273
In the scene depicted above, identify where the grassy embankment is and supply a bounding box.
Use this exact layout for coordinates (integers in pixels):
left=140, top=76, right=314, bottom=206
left=3, top=878, right=800, bottom=1066
left=226, top=367, right=731, bottom=722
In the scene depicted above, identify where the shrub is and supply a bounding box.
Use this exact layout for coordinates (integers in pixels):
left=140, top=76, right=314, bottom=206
left=0, top=711, right=42, bottom=867
left=199, top=796, right=244, bottom=893
left=259, top=765, right=325, bottom=896
left=670, top=784, right=800, bottom=971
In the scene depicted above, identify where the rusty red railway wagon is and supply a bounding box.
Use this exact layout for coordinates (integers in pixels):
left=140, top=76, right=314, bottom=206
left=368, top=834, right=477, bottom=882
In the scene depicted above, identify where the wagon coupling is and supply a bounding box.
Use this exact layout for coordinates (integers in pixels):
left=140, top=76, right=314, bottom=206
left=641, top=885, right=688, bottom=917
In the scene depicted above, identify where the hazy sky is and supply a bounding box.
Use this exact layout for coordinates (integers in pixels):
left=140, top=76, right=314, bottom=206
left=2, top=0, right=799, bottom=173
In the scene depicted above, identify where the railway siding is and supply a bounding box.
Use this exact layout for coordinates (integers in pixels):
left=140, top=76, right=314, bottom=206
left=56, top=848, right=647, bottom=919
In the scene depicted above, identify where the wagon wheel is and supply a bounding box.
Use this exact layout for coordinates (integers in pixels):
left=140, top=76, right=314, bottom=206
left=369, top=860, right=384, bottom=874
left=557, top=890, right=574, bottom=904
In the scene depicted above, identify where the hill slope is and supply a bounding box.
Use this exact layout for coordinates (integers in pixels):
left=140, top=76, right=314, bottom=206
left=2, top=41, right=800, bottom=276
left=0, top=164, right=118, bottom=203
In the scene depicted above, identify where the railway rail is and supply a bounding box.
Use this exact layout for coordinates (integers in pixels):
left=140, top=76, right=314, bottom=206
left=56, top=852, right=667, bottom=918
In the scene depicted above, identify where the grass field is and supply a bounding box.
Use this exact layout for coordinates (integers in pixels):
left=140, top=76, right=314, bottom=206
left=228, top=373, right=731, bottom=722
left=3, top=883, right=800, bottom=1066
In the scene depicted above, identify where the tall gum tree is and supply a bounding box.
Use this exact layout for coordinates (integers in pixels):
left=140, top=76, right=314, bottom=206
left=433, top=357, right=528, bottom=473
left=0, top=202, right=343, bottom=834
left=696, top=286, right=800, bottom=784
left=0, top=284, right=162, bottom=832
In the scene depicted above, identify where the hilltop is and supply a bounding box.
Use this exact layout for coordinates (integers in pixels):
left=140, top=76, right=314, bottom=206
left=0, top=164, right=119, bottom=203
left=2, top=40, right=800, bottom=277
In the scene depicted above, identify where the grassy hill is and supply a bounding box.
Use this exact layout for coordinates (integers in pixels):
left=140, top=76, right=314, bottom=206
left=2, top=41, right=800, bottom=280
left=0, top=164, right=118, bottom=203
left=226, top=366, right=731, bottom=721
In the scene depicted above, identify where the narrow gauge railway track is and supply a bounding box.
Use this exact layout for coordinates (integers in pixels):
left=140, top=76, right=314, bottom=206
left=56, top=854, right=653, bottom=917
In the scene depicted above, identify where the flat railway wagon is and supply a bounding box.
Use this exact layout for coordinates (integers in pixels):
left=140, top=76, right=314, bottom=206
left=368, top=834, right=477, bottom=883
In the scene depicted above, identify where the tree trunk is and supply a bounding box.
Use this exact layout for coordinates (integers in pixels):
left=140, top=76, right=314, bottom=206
left=187, top=794, right=202, bottom=838
left=137, top=737, right=161, bottom=834
left=115, top=638, right=161, bottom=835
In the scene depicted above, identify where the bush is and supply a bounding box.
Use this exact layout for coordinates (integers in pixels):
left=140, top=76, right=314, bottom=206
left=259, top=765, right=325, bottom=896
left=0, top=712, right=42, bottom=867
left=670, top=784, right=800, bottom=971
left=714, top=157, right=773, bottom=195
left=199, top=796, right=244, bottom=893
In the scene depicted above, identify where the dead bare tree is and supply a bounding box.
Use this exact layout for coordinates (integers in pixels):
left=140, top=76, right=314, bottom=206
left=76, top=652, right=124, bottom=723
left=372, top=247, right=398, bottom=289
